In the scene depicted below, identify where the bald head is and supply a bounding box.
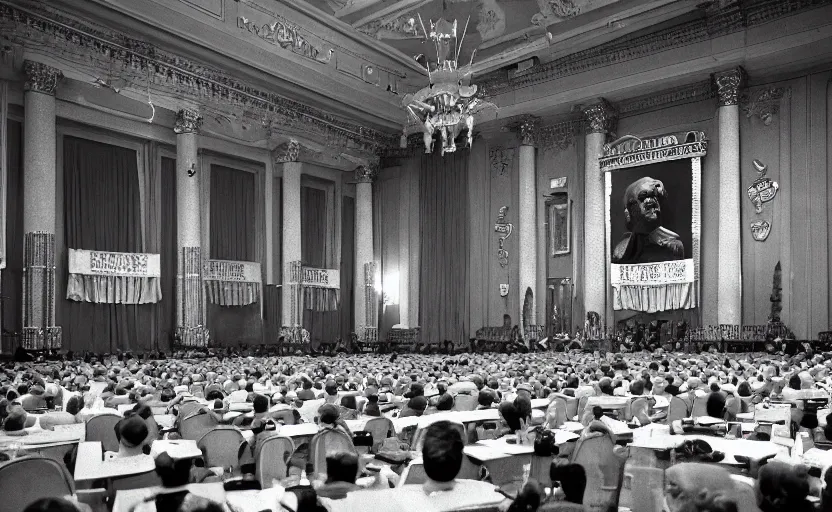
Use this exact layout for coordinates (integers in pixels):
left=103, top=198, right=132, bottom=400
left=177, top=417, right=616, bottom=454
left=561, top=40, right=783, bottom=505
left=623, top=177, right=666, bottom=232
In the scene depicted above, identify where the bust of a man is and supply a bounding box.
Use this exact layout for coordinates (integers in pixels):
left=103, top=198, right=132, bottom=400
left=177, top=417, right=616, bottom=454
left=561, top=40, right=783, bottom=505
left=612, top=177, right=684, bottom=264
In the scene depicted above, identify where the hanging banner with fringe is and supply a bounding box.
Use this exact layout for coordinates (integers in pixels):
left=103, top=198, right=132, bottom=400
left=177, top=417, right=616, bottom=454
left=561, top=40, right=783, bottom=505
left=203, top=259, right=261, bottom=306
left=67, top=249, right=161, bottom=304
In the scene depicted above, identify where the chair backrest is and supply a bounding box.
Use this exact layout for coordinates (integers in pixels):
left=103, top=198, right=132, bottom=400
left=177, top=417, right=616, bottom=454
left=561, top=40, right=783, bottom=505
left=111, top=470, right=163, bottom=491
left=362, top=417, right=395, bottom=451
left=411, top=420, right=466, bottom=452
left=397, top=459, right=428, bottom=487
left=620, top=466, right=664, bottom=512
left=197, top=427, right=246, bottom=470
left=255, top=435, right=295, bottom=488
left=270, top=409, right=298, bottom=426
left=691, top=395, right=709, bottom=419
left=576, top=395, right=590, bottom=421
left=731, top=475, right=763, bottom=512
left=0, top=456, right=75, bottom=512
left=570, top=433, right=621, bottom=511
left=667, top=396, right=691, bottom=423
left=546, top=396, right=568, bottom=429
left=179, top=411, right=219, bottom=441
left=177, top=401, right=204, bottom=420
left=624, top=397, right=649, bottom=422
left=451, top=394, right=478, bottom=412
left=309, top=428, right=357, bottom=479
left=85, top=414, right=122, bottom=452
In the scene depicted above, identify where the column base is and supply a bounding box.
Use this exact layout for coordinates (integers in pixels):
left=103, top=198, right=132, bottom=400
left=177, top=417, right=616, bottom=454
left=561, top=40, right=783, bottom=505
left=22, top=326, right=62, bottom=350
left=174, top=326, right=210, bottom=349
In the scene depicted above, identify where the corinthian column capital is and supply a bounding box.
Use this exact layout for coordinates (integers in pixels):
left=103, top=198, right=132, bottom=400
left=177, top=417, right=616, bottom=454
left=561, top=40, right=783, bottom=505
left=23, top=60, right=63, bottom=95
left=582, top=99, right=617, bottom=135
left=713, top=67, right=746, bottom=107
left=355, top=162, right=379, bottom=183
left=174, top=108, right=203, bottom=134
left=518, top=116, right=540, bottom=147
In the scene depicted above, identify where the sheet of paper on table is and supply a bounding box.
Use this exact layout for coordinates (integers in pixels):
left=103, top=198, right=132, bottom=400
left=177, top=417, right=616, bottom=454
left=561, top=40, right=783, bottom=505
left=112, top=483, right=225, bottom=512
left=802, top=448, right=832, bottom=469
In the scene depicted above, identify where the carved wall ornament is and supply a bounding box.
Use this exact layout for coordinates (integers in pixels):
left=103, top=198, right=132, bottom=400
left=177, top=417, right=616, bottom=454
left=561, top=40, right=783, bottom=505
left=355, top=163, right=379, bottom=183
left=519, top=116, right=540, bottom=146
left=495, top=206, right=513, bottom=268
left=23, top=60, right=63, bottom=95
left=358, top=15, right=419, bottom=39
left=500, top=283, right=509, bottom=297
left=750, top=220, right=771, bottom=242
left=532, top=0, right=583, bottom=26
left=747, top=159, right=778, bottom=214
left=582, top=99, right=617, bottom=135
left=537, top=119, right=582, bottom=152
left=489, top=147, right=515, bottom=177
left=274, top=139, right=301, bottom=164
left=237, top=15, right=332, bottom=63
left=713, top=67, right=746, bottom=107
left=477, top=0, right=507, bottom=41
left=173, top=108, right=203, bottom=134
left=741, top=87, right=788, bottom=126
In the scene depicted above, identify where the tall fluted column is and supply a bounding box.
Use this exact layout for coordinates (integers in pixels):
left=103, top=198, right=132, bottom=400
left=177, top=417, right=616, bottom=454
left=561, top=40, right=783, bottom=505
left=174, top=108, right=208, bottom=348
left=354, top=164, right=377, bottom=341
left=714, top=67, right=745, bottom=326
left=582, top=99, right=617, bottom=324
left=21, top=60, right=62, bottom=351
left=279, top=141, right=302, bottom=331
left=518, top=117, right=538, bottom=336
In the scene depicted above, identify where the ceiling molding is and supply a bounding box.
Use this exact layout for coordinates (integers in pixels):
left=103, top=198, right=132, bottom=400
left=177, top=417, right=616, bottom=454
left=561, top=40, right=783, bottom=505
left=477, top=0, right=832, bottom=99
left=0, top=0, right=399, bottom=151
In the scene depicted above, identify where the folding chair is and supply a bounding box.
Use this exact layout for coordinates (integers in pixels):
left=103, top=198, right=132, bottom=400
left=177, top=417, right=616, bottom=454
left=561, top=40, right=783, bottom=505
left=85, top=414, right=122, bottom=452
left=255, top=435, right=295, bottom=488
left=0, top=456, right=75, bottom=512
left=667, top=395, right=692, bottom=423
left=570, top=433, right=623, bottom=511
left=545, top=395, right=568, bottom=429
left=309, top=428, right=357, bottom=480
left=179, top=411, right=219, bottom=441
left=451, top=394, right=478, bottom=412
left=197, top=427, right=246, bottom=471
left=362, top=417, right=395, bottom=452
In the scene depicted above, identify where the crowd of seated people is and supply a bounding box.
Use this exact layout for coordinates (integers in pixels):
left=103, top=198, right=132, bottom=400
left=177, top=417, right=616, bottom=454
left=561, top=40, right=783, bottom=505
left=3, top=346, right=832, bottom=511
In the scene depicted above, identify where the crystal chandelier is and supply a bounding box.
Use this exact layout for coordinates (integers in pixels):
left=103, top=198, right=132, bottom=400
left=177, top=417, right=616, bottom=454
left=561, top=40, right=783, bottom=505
left=401, top=15, right=496, bottom=156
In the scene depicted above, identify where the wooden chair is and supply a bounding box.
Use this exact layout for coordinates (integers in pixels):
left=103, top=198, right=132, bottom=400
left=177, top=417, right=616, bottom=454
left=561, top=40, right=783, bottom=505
left=179, top=411, right=219, bottom=441
left=197, top=426, right=246, bottom=470
left=667, top=395, right=692, bottom=423
left=691, top=395, right=709, bottom=419
left=255, top=435, right=295, bottom=488
left=452, top=394, right=479, bottom=412
left=85, top=414, right=122, bottom=452
left=545, top=395, right=568, bottom=429
left=0, top=456, right=74, bottom=512
left=570, top=433, right=623, bottom=512
left=411, top=420, right=466, bottom=452
left=309, top=428, right=357, bottom=480
left=362, top=417, right=395, bottom=452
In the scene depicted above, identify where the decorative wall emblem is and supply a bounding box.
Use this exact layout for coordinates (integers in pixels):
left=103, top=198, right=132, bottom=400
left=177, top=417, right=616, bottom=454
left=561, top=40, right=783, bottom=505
left=495, top=206, right=513, bottom=268
left=750, top=220, right=771, bottom=242
left=489, top=147, right=515, bottom=176
left=477, top=0, right=506, bottom=41
left=747, top=159, right=778, bottom=213
left=500, top=283, right=509, bottom=297
left=237, top=15, right=332, bottom=63
left=358, top=15, right=419, bottom=39
left=742, top=87, right=788, bottom=126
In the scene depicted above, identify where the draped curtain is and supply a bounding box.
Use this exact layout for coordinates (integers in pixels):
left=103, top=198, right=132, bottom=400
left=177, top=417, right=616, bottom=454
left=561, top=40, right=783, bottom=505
left=419, top=151, right=470, bottom=344
left=3, top=120, right=23, bottom=335
left=63, top=136, right=156, bottom=353
left=208, top=165, right=260, bottom=346
left=340, top=196, right=355, bottom=340
left=158, top=157, right=177, bottom=351
left=301, top=186, right=338, bottom=345
left=263, top=177, right=282, bottom=344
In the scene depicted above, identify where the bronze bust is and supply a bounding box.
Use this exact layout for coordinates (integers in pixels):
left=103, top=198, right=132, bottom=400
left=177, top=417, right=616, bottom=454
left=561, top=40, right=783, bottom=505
left=612, top=176, right=684, bottom=264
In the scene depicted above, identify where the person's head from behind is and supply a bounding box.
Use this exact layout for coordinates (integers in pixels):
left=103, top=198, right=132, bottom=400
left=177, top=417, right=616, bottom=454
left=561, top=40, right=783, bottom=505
left=498, top=402, right=522, bottom=433
left=115, top=415, right=148, bottom=450
left=407, top=395, right=428, bottom=416
left=788, top=374, right=801, bottom=391
left=508, top=479, right=543, bottom=512
left=737, top=381, right=751, bottom=397
left=705, top=392, right=726, bottom=419
left=756, top=461, right=810, bottom=512
left=478, top=389, right=495, bottom=408
left=549, top=462, right=586, bottom=504
left=436, top=393, right=454, bottom=411
left=630, top=380, right=645, bottom=396
left=253, top=394, right=269, bottom=414
left=340, top=395, right=357, bottom=410
left=24, top=498, right=83, bottom=512
left=155, top=452, right=192, bottom=487
left=318, top=404, right=340, bottom=426
left=326, top=451, right=359, bottom=484
left=664, top=463, right=738, bottom=512
left=422, top=421, right=463, bottom=484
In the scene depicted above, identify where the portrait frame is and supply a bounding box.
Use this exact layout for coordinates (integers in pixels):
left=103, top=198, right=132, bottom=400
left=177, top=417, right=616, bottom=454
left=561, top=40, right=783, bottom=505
left=601, top=131, right=707, bottom=313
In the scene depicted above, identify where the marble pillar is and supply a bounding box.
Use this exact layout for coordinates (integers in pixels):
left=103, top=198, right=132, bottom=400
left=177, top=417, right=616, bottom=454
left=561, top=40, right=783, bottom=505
left=21, top=60, right=62, bottom=350
left=281, top=153, right=302, bottom=329
left=518, top=117, right=538, bottom=333
left=355, top=164, right=377, bottom=341
left=174, top=108, right=208, bottom=347
left=582, top=99, right=617, bottom=324
left=714, top=67, right=745, bottom=326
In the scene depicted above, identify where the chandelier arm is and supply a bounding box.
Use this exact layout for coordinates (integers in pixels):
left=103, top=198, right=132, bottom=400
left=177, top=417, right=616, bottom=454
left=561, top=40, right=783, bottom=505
left=456, top=15, right=470, bottom=69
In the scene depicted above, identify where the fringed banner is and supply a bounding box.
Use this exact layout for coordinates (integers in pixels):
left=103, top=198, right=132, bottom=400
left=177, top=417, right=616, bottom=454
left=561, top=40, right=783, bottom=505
left=611, top=260, right=697, bottom=312
left=203, top=259, right=261, bottom=306
left=67, top=249, right=161, bottom=304
left=300, top=267, right=340, bottom=289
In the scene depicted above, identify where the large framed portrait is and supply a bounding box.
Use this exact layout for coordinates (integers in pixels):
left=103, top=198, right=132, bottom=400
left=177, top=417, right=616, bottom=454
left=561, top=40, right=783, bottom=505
left=601, top=132, right=707, bottom=313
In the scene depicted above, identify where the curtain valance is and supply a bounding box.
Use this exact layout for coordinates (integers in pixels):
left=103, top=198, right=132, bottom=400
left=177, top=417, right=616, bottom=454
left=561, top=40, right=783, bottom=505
left=66, top=249, right=161, bottom=304
left=203, top=259, right=261, bottom=306
left=611, top=260, right=697, bottom=312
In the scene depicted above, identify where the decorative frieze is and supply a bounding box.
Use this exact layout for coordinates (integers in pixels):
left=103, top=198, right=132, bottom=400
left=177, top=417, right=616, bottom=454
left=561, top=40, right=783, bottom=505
left=23, top=60, right=62, bottom=95
left=618, top=80, right=716, bottom=117
left=741, top=87, right=788, bottom=126
left=489, top=146, right=515, bottom=177
left=537, top=119, right=582, bottom=152
left=357, top=15, right=419, bottom=39
left=713, top=67, right=746, bottom=107
left=582, top=99, right=617, bottom=135
left=0, top=3, right=393, bottom=151
left=173, top=108, right=203, bottom=134
left=237, top=14, right=332, bottom=63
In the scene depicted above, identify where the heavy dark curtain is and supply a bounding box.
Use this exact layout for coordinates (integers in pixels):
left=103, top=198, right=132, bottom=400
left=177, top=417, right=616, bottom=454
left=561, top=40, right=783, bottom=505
left=340, top=196, right=355, bottom=340
left=263, top=177, right=282, bottom=344
left=3, top=120, right=23, bottom=336
left=419, top=151, right=469, bottom=344
left=63, top=136, right=155, bottom=353
left=158, top=157, right=177, bottom=351
left=301, top=186, right=338, bottom=346
left=208, top=165, right=260, bottom=345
